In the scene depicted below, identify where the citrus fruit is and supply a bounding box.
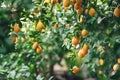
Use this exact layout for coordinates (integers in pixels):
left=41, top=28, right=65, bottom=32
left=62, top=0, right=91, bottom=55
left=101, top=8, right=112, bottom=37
left=32, top=42, right=39, bottom=50
left=37, top=20, right=44, bottom=30
left=89, top=7, right=96, bottom=16
left=72, top=37, right=80, bottom=46
left=114, top=7, right=120, bottom=17
left=81, top=29, right=88, bottom=36
left=72, top=66, right=80, bottom=74
left=14, top=23, right=20, bottom=33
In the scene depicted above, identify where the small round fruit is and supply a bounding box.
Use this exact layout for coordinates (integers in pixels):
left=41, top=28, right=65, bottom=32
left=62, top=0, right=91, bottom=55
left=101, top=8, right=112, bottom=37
left=37, top=20, right=44, bottom=30
left=82, top=44, right=89, bottom=55
left=74, top=3, right=80, bottom=10
left=63, top=0, right=70, bottom=7
left=14, top=23, right=20, bottom=33
left=72, top=66, right=80, bottom=74
left=85, top=8, right=88, bottom=14
left=78, top=49, right=85, bottom=58
left=113, top=64, right=119, bottom=71
left=32, top=42, right=38, bottom=50
left=106, top=29, right=111, bottom=35
left=72, top=37, right=80, bottom=46
left=36, top=47, right=42, bottom=53
left=98, top=70, right=103, bottom=75
left=89, top=7, right=96, bottom=16
left=81, top=29, right=88, bottom=36
left=114, top=7, right=120, bottom=17
left=77, top=7, right=83, bottom=14
left=99, top=59, right=104, bottom=66
left=118, top=58, right=120, bottom=64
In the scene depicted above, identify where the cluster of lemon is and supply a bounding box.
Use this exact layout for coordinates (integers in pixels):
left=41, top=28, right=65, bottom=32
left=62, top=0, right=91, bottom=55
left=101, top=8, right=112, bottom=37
left=98, top=58, right=120, bottom=75
left=32, top=42, right=42, bottom=54
left=74, top=0, right=83, bottom=14
left=12, top=23, right=26, bottom=43
left=72, top=29, right=89, bottom=58
left=63, top=0, right=96, bottom=17
left=71, top=28, right=88, bottom=73
left=32, top=21, right=44, bottom=53
left=11, top=23, right=20, bottom=43
left=72, top=29, right=88, bottom=46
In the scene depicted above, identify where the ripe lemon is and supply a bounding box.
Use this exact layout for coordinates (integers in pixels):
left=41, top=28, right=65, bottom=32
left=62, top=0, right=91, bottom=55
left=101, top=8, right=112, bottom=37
left=74, top=3, right=80, bottom=10
left=37, top=20, right=44, bottom=30
left=85, top=8, right=88, bottom=14
left=72, top=37, right=80, bottom=46
left=81, top=29, right=88, bottom=36
left=106, top=29, right=111, bottom=35
left=114, top=7, right=120, bottom=17
left=113, top=64, right=119, bottom=71
left=32, top=42, right=39, bottom=50
left=82, top=44, right=89, bottom=55
left=63, top=0, right=70, bottom=7
left=89, top=7, right=96, bottom=16
left=78, top=49, right=85, bottom=58
left=36, top=47, right=42, bottom=54
left=72, top=66, right=80, bottom=74
left=77, top=7, right=83, bottom=14
left=98, top=70, right=103, bottom=75
left=117, top=58, right=120, bottom=64
left=14, top=23, right=20, bottom=33
left=99, top=59, right=104, bottom=66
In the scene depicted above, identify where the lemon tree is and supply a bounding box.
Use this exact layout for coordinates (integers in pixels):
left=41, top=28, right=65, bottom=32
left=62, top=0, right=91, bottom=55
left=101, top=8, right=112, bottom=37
left=0, top=0, right=120, bottom=80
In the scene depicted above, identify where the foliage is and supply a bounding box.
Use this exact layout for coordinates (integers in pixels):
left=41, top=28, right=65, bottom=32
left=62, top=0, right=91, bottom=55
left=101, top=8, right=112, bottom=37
left=0, top=0, right=120, bottom=80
